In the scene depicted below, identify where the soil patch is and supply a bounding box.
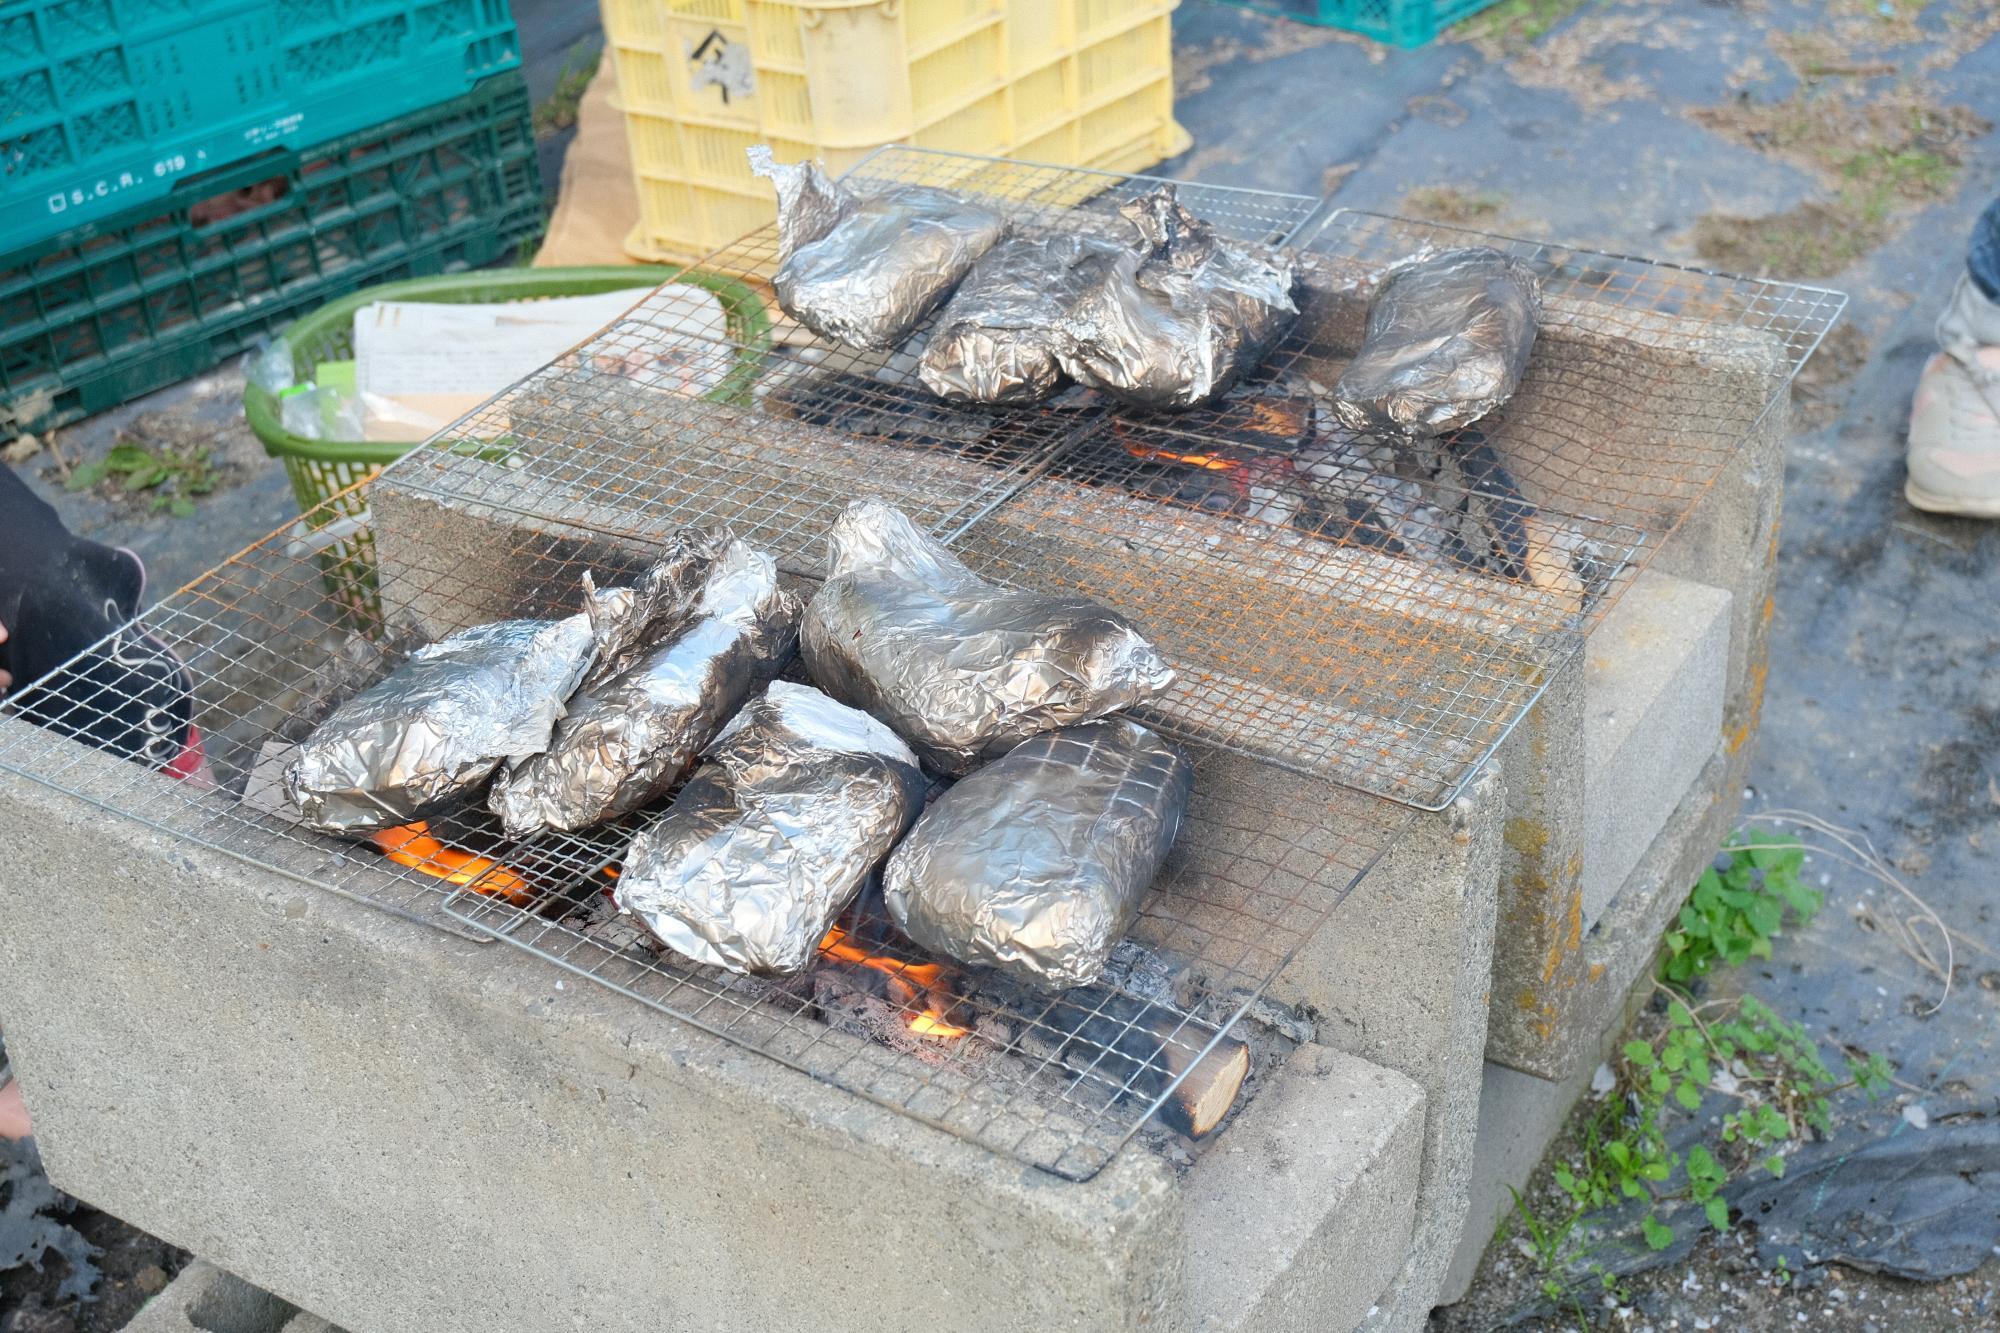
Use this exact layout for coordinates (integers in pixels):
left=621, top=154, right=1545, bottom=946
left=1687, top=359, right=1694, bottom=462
left=1789, top=321, right=1872, bottom=429
left=1694, top=203, right=1878, bottom=279
left=1402, top=186, right=1506, bottom=227
left=1, top=1204, right=190, bottom=1333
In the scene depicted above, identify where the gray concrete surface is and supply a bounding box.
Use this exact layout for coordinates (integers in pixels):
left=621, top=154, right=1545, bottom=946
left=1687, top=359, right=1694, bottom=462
left=1581, top=574, right=1731, bottom=926
left=1287, top=768, right=1504, bottom=1333
left=122, top=1261, right=296, bottom=1333
left=1442, top=734, right=1753, bottom=1304
left=1184, top=1046, right=1426, bottom=1333
left=0, top=728, right=1428, bottom=1333
left=1485, top=571, right=1733, bottom=1081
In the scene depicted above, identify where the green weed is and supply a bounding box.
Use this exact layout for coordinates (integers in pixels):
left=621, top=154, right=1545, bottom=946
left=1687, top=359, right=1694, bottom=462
left=1504, top=830, right=1892, bottom=1305
left=65, top=439, right=218, bottom=517
left=1457, top=0, right=1597, bottom=49
left=1660, top=830, right=1819, bottom=984
left=534, top=42, right=603, bottom=137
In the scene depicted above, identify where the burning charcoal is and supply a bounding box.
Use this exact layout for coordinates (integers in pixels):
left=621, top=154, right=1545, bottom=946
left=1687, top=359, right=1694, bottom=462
left=884, top=718, right=1194, bottom=992
left=284, top=614, right=598, bottom=834
left=1332, top=247, right=1542, bottom=435
left=1403, top=428, right=1600, bottom=605
left=918, top=232, right=1122, bottom=405
left=751, top=147, right=1008, bottom=351
left=489, top=539, right=801, bottom=839
left=800, top=500, right=1176, bottom=774
left=1053, top=186, right=1298, bottom=412
left=614, top=682, right=926, bottom=977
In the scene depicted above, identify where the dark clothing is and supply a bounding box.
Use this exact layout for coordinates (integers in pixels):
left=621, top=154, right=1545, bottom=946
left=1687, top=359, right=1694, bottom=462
left=0, top=465, right=198, bottom=771
left=1970, top=197, right=2000, bottom=301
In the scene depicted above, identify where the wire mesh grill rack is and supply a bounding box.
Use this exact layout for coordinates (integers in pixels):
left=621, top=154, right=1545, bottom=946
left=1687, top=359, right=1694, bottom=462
left=0, top=146, right=1844, bottom=1181
left=0, top=477, right=1411, bottom=1180
left=397, top=146, right=1843, bottom=809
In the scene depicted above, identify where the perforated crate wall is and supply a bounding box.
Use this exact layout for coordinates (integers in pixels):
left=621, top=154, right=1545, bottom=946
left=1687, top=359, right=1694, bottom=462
left=602, top=0, right=1191, bottom=263
left=0, top=0, right=521, bottom=251
left=0, top=70, right=544, bottom=444
left=1220, top=0, right=1503, bottom=48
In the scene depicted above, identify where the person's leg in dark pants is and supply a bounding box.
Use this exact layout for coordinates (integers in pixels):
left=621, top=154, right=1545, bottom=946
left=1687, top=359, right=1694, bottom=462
left=1908, top=198, right=2000, bottom=517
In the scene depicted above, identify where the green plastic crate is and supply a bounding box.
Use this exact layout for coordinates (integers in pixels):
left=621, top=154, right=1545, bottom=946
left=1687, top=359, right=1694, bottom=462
left=0, top=69, right=545, bottom=446
left=241, top=265, right=775, bottom=622
left=1221, top=0, right=1504, bottom=47
left=0, top=0, right=522, bottom=251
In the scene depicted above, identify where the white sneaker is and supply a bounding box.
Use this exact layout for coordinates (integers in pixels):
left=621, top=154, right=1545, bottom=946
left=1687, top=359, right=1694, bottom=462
left=1906, top=274, right=2000, bottom=517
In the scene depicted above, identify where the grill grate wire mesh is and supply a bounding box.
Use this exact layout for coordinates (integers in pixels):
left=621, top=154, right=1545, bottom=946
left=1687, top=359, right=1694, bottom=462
left=0, top=148, right=1843, bottom=1179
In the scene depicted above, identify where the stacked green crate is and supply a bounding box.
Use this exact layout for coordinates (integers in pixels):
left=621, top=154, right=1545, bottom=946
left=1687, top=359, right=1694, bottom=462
left=0, top=71, right=545, bottom=443
left=1, top=0, right=521, bottom=251
left=1219, top=0, right=1504, bottom=48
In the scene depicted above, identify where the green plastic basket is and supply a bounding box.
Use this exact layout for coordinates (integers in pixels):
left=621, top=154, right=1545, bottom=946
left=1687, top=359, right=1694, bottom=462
left=1221, top=0, right=1503, bottom=47
left=244, top=265, right=772, bottom=623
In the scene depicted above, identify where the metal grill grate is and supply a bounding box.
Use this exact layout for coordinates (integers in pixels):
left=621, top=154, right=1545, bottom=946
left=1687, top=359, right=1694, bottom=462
left=0, top=147, right=1843, bottom=1180
left=0, top=466, right=1411, bottom=1180
left=399, top=148, right=1843, bottom=808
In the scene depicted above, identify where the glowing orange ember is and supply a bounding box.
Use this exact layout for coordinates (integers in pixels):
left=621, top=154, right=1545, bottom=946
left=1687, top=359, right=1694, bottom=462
left=1122, top=441, right=1244, bottom=472
left=820, top=925, right=972, bottom=1040
left=369, top=822, right=532, bottom=905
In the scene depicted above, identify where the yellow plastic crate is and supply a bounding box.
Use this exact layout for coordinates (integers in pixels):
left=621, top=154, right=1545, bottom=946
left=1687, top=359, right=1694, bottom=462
left=603, top=0, right=1191, bottom=263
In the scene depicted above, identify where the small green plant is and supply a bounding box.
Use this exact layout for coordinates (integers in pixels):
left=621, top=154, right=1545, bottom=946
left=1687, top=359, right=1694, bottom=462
left=534, top=42, right=602, bottom=137
left=1504, top=829, right=1893, bottom=1305
left=65, top=439, right=218, bottom=516
left=1660, top=831, right=1820, bottom=984
left=1458, top=0, right=1598, bottom=50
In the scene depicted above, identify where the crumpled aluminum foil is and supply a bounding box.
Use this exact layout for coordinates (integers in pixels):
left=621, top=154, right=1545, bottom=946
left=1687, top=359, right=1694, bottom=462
left=284, top=614, right=597, bottom=833
left=884, top=718, right=1194, bottom=991
left=1053, top=186, right=1298, bottom=411
left=1332, top=247, right=1543, bottom=435
left=577, top=529, right=728, bottom=690
left=917, top=232, right=1121, bottom=405
left=800, top=500, right=1177, bottom=774
left=615, top=681, right=926, bottom=977
left=489, top=539, right=801, bottom=839
left=751, top=147, right=1008, bottom=350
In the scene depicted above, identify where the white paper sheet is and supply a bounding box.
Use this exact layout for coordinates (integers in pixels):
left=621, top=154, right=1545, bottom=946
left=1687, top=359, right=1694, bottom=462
left=353, top=286, right=725, bottom=399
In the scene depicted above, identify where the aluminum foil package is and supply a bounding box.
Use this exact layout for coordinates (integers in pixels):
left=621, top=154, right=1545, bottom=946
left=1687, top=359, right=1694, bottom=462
left=918, top=232, right=1121, bottom=405
left=1332, top=247, right=1543, bottom=434
left=751, top=147, right=1008, bottom=350
left=800, top=500, right=1176, bottom=774
left=489, top=540, right=801, bottom=838
left=577, top=529, right=730, bottom=690
left=285, top=615, right=597, bottom=833
left=885, top=719, right=1194, bottom=991
left=615, top=681, right=926, bottom=976
left=1054, top=186, right=1298, bottom=411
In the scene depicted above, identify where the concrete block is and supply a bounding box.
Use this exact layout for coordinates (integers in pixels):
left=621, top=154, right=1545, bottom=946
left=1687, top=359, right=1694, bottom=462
left=1263, top=765, right=1506, bottom=1332
left=1651, top=392, right=1790, bottom=756
left=1184, top=1046, right=1425, bottom=1333
left=1581, top=576, right=1731, bottom=924
left=124, top=1261, right=296, bottom=1333
left=0, top=726, right=1426, bottom=1333
left=1439, top=735, right=1751, bottom=1305
left=281, top=1317, right=345, bottom=1333
left=1485, top=570, right=1733, bottom=1080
